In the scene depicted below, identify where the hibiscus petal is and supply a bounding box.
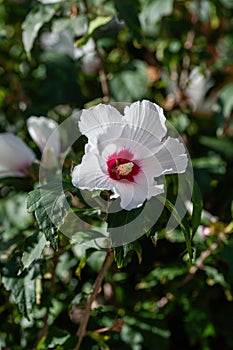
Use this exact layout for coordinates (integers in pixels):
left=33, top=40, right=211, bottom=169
left=137, top=156, right=164, bottom=180
left=72, top=152, right=111, bottom=191
left=27, top=116, right=60, bottom=156
left=96, top=124, right=162, bottom=161
left=113, top=181, right=164, bottom=211
left=155, top=137, right=188, bottom=174
left=0, top=133, right=35, bottom=174
left=0, top=169, right=26, bottom=178
left=124, top=100, right=167, bottom=142
left=79, top=104, right=123, bottom=145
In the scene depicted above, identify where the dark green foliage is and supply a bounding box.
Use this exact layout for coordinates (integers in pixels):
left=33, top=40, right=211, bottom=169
left=0, top=0, right=233, bottom=349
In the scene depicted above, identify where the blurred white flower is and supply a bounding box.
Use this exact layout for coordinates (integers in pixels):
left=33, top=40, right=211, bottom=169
left=186, top=67, right=213, bottom=113
left=40, top=29, right=101, bottom=74
left=72, top=100, right=188, bottom=210
left=27, top=116, right=60, bottom=155
left=74, top=39, right=101, bottom=74
left=27, top=116, right=60, bottom=169
left=0, top=133, right=35, bottom=178
left=40, top=29, right=75, bottom=59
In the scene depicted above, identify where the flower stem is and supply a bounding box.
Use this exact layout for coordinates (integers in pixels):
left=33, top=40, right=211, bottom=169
left=75, top=248, right=114, bottom=350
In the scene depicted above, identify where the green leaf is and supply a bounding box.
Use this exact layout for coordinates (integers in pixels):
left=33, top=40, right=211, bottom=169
left=75, top=256, right=86, bottom=279
left=2, top=254, right=39, bottom=319
left=114, top=0, right=141, bottom=37
left=114, top=241, right=142, bottom=268
left=140, top=0, right=174, bottom=34
left=22, top=4, right=59, bottom=56
left=218, top=83, right=233, bottom=118
left=109, top=60, right=149, bottom=102
left=37, top=328, right=70, bottom=349
left=22, top=231, right=47, bottom=269
left=27, top=182, right=72, bottom=249
left=157, top=196, right=193, bottom=263
left=136, top=265, right=187, bottom=289
left=52, top=15, right=87, bottom=36
left=107, top=202, right=147, bottom=246
left=199, top=136, right=233, bottom=159
left=192, top=155, right=226, bottom=174
left=77, top=16, right=112, bottom=46
left=191, top=182, right=203, bottom=239
left=70, top=230, right=110, bottom=250
left=88, top=16, right=113, bottom=36
left=0, top=193, right=33, bottom=230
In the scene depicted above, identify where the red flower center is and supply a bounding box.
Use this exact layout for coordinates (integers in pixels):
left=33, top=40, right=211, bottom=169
left=107, top=151, right=140, bottom=182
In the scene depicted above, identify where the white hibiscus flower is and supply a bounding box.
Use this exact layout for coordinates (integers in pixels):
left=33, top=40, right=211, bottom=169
left=0, top=133, right=35, bottom=178
left=72, top=100, right=188, bottom=210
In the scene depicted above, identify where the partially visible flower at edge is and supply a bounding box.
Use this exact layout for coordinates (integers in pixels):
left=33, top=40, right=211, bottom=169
left=0, top=133, right=35, bottom=178
left=0, top=116, right=60, bottom=178
left=27, top=116, right=60, bottom=169
left=72, top=100, right=188, bottom=211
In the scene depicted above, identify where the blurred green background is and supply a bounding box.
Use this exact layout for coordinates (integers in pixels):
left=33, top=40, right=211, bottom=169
left=0, top=0, right=233, bottom=349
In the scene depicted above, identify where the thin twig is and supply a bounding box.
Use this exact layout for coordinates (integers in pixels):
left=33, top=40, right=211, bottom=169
left=81, top=0, right=110, bottom=103
left=75, top=248, right=114, bottom=350
left=182, top=242, right=219, bottom=285
left=94, top=42, right=110, bottom=103
left=179, top=11, right=198, bottom=90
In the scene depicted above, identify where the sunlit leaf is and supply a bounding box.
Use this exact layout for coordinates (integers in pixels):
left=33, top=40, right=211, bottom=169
left=140, top=0, right=174, bottom=34
left=27, top=182, right=72, bottom=249
left=37, top=328, right=70, bottom=349
left=77, top=16, right=112, bottom=46
left=22, top=231, right=47, bottom=269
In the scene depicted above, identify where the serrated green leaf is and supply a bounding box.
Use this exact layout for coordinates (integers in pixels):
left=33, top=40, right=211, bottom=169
left=22, top=4, right=59, bottom=56
left=2, top=254, right=39, bottom=319
left=27, top=188, right=42, bottom=212
left=22, top=231, right=47, bottom=269
left=27, top=182, right=72, bottom=249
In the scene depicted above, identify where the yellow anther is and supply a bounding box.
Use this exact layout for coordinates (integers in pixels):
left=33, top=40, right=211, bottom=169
left=116, top=162, right=134, bottom=176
